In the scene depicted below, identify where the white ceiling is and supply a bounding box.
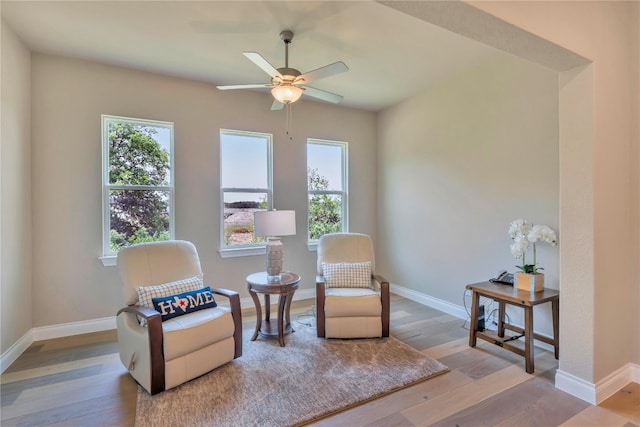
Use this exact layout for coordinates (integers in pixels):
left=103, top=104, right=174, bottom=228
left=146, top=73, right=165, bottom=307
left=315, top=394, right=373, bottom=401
left=1, top=0, right=513, bottom=111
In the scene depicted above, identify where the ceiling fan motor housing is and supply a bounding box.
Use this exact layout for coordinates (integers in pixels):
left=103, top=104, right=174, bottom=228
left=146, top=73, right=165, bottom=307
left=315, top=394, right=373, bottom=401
left=280, top=30, right=294, bottom=44
left=276, top=67, right=301, bottom=82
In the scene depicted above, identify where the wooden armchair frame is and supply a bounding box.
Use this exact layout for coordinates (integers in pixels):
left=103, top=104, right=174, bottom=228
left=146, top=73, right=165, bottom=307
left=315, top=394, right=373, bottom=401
left=117, top=288, right=242, bottom=395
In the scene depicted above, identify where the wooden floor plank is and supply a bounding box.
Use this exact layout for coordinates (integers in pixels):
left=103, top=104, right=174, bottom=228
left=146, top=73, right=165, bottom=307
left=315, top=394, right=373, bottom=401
left=560, top=404, right=637, bottom=427
left=1, top=295, right=637, bottom=427
left=422, top=336, right=469, bottom=359
left=431, top=371, right=590, bottom=427
left=310, top=370, right=474, bottom=427
left=1, top=353, right=119, bottom=384
left=402, top=365, right=534, bottom=426
left=599, top=382, right=640, bottom=423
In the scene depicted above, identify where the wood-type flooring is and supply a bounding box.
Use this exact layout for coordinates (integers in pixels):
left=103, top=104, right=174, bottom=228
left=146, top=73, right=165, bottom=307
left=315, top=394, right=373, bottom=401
left=2, top=295, right=638, bottom=426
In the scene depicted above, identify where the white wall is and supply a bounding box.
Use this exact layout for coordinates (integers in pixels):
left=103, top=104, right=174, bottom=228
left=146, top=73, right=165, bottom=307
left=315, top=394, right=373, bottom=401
left=0, top=21, right=32, bottom=355
left=636, top=2, right=640, bottom=364
left=468, top=0, right=639, bottom=388
left=377, top=55, right=559, bottom=336
left=632, top=1, right=640, bottom=365
left=29, top=53, right=377, bottom=327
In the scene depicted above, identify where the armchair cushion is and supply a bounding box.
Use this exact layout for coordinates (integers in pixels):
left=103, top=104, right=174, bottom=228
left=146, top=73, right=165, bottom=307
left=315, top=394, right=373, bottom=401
left=137, top=275, right=204, bottom=308
left=324, top=288, right=382, bottom=317
left=152, top=287, right=217, bottom=322
left=322, top=261, right=372, bottom=289
left=162, top=307, right=235, bottom=361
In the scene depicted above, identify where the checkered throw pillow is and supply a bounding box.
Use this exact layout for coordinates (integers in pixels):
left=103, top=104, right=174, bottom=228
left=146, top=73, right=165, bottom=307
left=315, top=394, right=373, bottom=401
left=322, top=261, right=372, bottom=289
left=137, top=275, right=204, bottom=308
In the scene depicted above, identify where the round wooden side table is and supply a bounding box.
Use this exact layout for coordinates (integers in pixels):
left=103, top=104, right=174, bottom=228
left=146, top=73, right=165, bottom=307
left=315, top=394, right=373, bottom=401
left=246, top=271, right=301, bottom=347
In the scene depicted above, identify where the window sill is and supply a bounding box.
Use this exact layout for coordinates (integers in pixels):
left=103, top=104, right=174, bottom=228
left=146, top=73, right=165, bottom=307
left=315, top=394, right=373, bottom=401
left=102, top=247, right=265, bottom=264
left=218, top=246, right=265, bottom=258
left=307, top=242, right=318, bottom=251
left=99, top=256, right=117, bottom=267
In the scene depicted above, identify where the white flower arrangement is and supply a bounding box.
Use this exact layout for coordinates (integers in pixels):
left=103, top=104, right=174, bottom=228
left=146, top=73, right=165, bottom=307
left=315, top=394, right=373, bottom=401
left=509, top=219, right=557, bottom=274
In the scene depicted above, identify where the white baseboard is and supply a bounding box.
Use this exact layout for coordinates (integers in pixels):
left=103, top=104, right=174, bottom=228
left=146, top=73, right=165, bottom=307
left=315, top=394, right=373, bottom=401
left=555, top=369, right=597, bottom=404
left=0, top=329, right=34, bottom=373
left=390, top=283, right=468, bottom=319
left=391, top=282, right=640, bottom=405
left=32, top=316, right=117, bottom=341
left=212, top=288, right=315, bottom=311
left=1, top=317, right=117, bottom=373
left=391, top=284, right=560, bottom=353
left=1, top=288, right=317, bottom=373
left=3, top=283, right=636, bottom=408
left=556, top=363, right=640, bottom=404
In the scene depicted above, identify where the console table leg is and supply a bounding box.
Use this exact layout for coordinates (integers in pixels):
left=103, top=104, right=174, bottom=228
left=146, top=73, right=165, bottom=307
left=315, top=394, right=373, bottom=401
left=498, top=301, right=506, bottom=338
left=552, top=299, right=560, bottom=359
left=469, top=291, right=480, bottom=347
left=524, top=306, right=534, bottom=373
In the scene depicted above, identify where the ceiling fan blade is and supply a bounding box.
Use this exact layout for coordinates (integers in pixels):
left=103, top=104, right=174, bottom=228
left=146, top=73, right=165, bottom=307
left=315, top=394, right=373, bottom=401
left=295, top=61, right=348, bottom=84
left=243, top=52, right=283, bottom=79
left=271, top=100, right=286, bottom=111
left=216, top=84, right=271, bottom=90
left=302, top=86, right=344, bottom=104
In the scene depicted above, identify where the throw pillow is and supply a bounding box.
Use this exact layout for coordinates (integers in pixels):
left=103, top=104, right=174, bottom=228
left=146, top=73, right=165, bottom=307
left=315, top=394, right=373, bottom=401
left=137, top=275, right=204, bottom=308
left=152, top=287, right=217, bottom=322
left=322, top=261, right=372, bottom=289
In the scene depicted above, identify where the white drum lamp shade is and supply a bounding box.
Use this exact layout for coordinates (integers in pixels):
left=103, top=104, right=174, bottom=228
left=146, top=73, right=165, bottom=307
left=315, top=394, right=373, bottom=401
left=254, top=210, right=296, bottom=278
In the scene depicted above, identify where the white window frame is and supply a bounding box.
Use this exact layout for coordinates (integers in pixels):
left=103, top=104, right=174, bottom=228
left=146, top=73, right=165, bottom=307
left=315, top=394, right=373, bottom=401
left=307, top=139, right=348, bottom=249
left=219, top=129, right=273, bottom=258
left=100, top=115, right=175, bottom=266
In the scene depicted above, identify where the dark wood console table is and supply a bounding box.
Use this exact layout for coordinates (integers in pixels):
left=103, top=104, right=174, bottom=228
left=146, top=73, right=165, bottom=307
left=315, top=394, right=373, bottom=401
left=247, top=271, right=300, bottom=347
left=466, top=281, right=559, bottom=373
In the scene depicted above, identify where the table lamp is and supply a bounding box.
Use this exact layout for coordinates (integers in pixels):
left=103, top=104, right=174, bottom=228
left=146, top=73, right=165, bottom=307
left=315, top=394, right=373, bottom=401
left=253, top=210, right=296, bottom=280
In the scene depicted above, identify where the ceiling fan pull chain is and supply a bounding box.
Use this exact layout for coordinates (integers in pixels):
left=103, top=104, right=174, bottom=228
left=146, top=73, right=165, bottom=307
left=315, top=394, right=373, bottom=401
left=285, top=102, right=293, bottom=141
left=286, top=103, right=293, bottom=141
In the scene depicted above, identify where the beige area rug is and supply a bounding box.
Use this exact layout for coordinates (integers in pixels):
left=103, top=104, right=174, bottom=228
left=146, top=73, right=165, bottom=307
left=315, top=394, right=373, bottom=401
left=135, top=319, right=448, bottom=427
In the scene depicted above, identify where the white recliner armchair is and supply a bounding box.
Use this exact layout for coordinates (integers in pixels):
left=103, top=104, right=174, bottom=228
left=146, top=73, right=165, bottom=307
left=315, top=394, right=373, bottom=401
left=116, top=240, right=242, bottom=394
left=316, top=233, right=390, bottom=339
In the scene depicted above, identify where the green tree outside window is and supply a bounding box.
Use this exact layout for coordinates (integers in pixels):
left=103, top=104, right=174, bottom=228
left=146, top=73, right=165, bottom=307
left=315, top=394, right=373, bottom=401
left=308, top=167, right=342, bottom=240
left=108, top=122, right=171, bottom=251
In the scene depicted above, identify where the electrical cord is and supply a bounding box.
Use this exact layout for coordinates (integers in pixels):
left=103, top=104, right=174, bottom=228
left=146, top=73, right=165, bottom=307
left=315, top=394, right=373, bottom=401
left=295, top=305, right=316, bottom=327
left=462, top=289, right=511, bottom=331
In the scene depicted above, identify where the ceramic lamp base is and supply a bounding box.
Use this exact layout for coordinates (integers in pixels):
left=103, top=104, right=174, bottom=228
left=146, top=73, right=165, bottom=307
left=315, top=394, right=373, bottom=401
left=265, top=237, right=283, bottom=279
left=515, top=272, right=544, bottom=292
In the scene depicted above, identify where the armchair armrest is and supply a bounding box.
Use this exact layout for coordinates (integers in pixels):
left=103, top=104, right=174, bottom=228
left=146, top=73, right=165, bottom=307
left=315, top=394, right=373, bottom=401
left=117, top=305, right=160, bottom=319
left=211, top=288, right=242, bottom=358
left=116, top=305, right=165, bottom=394
left=372, top=274, right=389, bottom=286
left=371, top=274, right=390, bottom=337
left=316, top=276, right=326, bottom=338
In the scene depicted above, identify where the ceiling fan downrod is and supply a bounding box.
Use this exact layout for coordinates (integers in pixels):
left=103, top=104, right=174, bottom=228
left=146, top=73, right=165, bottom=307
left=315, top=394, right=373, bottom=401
left=280, top=30, right=294, bottom=69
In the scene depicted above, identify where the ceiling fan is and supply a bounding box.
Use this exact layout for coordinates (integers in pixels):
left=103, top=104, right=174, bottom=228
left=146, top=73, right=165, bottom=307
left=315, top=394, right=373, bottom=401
left=216, top=30, right=349, bottom=110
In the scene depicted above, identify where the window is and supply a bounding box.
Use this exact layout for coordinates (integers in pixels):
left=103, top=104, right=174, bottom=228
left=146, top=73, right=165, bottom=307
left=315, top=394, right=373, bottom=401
left=307, top=139, right=348, bottom=242
left=101, top=115, right=174, bottom=261
left=220, top=129, right=272, bottom=254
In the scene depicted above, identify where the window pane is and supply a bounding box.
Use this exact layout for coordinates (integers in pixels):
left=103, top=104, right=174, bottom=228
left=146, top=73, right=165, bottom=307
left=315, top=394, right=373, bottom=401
left=223, top=192, right=267, bottom=246
left=221, top=133, right=269, bottom=188
left=308, top=193, right=343, bottom=240
left=108, top=122, right=171, bottom=185
left=307, top=143, right=343, bottom=191
left=109, top=189, right=170, bottom=251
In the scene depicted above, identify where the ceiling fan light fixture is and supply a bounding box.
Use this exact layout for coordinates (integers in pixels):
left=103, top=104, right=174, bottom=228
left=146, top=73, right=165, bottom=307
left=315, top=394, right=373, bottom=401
left=271, top=84, right=303, bottom=104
